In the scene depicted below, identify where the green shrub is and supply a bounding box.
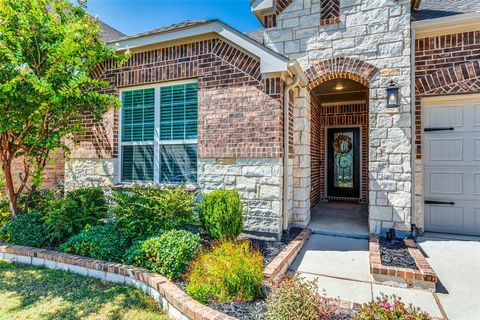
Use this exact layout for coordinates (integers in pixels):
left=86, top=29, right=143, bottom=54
left=111, top=186, right=195, bottom=241
left=265, top=275, right=338, bottom=320
left=0, top=212, right=50, bottom=247
left=356, top=294, right=431, bottom=320
left=198, top=189, right=243, bottom=240
left=124, top=229, right=201, bottom=279
left=186, top=240, right=263, bottom=303
left=42, top=187, right=108, bottom=243
left=0, top=197, right=11, bottom=229
left=59, top=224, right=128, bottom=262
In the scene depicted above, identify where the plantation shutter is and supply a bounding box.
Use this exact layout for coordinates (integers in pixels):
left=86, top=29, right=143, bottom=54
left=121, top=145, right=154, bottom=182
left=119, top=82, right=198, bottom=184
left=121, top=88, right=155, bottom=142
left=160, top=83, right=198, bottom=140
left=159, top=83, right=198, bottom=183
left=120, top=88, right=155, bottom=182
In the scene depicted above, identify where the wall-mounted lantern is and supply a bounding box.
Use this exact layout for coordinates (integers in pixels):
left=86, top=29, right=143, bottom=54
left=386, top=81, right=400, bottom=108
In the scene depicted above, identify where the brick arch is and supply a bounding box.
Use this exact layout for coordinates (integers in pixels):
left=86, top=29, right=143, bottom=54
left=306, top=57, right=379, bottom=90
left=416, top=60, right=480, bottom=95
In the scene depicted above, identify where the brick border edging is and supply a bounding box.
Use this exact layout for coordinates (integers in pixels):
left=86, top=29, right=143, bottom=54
left=369, top=235, right=438, bottom=291
left=0, top=244, right=236, bottom=320
left=263, top=228, right=312, bottom=283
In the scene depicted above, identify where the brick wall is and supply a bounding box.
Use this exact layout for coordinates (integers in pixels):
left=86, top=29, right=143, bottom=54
left=9, top=149, right=64, bottom=190
left=310, top=97, right=369, bottom=207
left=415, top=30, right=480, bottom=159
left=68, top=38, right=285, bottom=161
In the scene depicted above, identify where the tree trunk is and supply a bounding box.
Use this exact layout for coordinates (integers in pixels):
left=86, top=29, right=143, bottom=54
left=2, top=161, right=18, bottom=220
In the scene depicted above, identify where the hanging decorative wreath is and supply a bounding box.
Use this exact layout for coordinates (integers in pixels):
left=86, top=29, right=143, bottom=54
left=333, top=134, right=353, bottom=154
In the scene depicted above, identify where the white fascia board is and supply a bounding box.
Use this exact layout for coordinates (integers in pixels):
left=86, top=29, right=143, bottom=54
left=251, top=0, right=275, bottom=18
left=109, top=21, right=291, bottom=75
left=412, top=12, right=480, bottom=36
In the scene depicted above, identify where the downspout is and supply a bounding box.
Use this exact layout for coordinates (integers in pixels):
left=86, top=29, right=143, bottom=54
left=410, top=26, right=419, bottom=240
left=283, top=74, right=300, bottom=234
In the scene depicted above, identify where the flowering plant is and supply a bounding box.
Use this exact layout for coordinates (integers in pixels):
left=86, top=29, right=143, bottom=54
left=356, top=294, right=431, bottom=320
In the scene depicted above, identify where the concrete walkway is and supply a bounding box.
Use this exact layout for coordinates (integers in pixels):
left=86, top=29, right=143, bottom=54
left=289, top=233, right=480, bottom=319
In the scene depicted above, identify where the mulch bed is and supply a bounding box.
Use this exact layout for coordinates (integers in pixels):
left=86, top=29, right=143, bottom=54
left=379, top=238, right=418, bottom=270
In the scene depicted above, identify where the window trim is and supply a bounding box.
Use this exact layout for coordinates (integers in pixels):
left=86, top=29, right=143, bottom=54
left=118, top=79, right=198, bottom=185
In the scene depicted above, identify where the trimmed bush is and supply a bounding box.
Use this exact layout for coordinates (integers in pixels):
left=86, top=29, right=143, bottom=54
left=111, top=186, right=195, bottom=241
left=42, top=187, right=108, bottom=243
left=59, top=224, right=128, bottom=262
left=265, top=275, right=338, bottom=320
left=0, top=212, right=50, bottom=247
left=356, top=294, right=432, bottom=320
left=186, top=240, right=263, bottom=303
left=198, top=189, right=243, bottom=240
left=124, top=229, right=201, bottom=279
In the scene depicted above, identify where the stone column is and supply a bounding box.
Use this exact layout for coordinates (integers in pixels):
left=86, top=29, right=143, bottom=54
left=292, top=87, right=312, bottom=227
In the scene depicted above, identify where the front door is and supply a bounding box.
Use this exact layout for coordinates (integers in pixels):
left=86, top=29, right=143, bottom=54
left=327, top=128, right=360, bottom=198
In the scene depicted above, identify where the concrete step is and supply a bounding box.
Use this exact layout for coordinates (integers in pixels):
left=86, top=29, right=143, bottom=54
left=310, top=227, right=369, bottom=239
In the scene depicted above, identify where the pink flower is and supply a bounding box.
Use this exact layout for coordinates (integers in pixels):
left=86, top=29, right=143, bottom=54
left=381, top=303, right=391, bottom=309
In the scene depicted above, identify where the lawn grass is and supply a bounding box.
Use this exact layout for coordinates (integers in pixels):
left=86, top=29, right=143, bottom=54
left=0, top=260, right=169, bottom=320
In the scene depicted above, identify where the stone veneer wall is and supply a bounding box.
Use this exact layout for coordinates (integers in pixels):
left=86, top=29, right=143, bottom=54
left=64, top=38, right=288, bottom=238
left=265, top=0, right=414, bottom=233
left=413, top=29, right=480, bottom=230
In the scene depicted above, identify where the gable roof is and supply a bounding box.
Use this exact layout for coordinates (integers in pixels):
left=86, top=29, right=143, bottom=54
left=106, top=19, right=307, bottom=83
left=412, top=0, right=480, bottom=21
left=98, top=20, right=125, bottom=42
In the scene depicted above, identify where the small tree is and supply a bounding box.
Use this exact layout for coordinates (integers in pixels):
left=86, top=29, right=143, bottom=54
left=0, top=0, right=127, bottom=218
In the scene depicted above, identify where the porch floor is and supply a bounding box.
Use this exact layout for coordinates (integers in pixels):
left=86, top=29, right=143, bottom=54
left=308, top=202, right=369, bottom=239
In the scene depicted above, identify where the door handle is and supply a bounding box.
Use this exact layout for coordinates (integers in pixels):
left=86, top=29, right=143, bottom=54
left=424, top=127, right=454, bottom=132
left=425, top=200, right=455, bottom=205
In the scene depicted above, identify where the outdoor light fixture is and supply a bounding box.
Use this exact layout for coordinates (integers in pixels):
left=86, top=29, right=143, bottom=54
left=386, top=81, right=400, bottom=108
left=335, top=84, right=344, bottom=91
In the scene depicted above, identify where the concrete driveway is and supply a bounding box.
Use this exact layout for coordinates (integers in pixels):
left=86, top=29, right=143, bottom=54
left=417, top=234, right=480, bottom=320
left=290, top=233, right=480, bottom=319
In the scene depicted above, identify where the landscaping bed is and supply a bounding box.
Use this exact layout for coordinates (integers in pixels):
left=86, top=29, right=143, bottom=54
left=379, top=237, right=418, bottom=270
left=369, top=235, right=438, bottom=292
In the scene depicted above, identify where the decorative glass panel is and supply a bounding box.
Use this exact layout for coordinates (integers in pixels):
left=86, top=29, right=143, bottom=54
left=160, top=83, right=198, bottom=140
left=160, top=144, right=197, bottom=183
left=121, top=145, right=154, bottom=182
left=332, top=131, right=354, bottom=188
left=121, top=89, right=155, bottom=142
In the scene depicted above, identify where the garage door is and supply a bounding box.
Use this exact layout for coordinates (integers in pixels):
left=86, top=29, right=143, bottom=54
left=423, top=95, right=480, bottom=236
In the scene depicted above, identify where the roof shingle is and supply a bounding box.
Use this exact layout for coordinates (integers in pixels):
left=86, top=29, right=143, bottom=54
left=412, top=0, right=480, bottom=21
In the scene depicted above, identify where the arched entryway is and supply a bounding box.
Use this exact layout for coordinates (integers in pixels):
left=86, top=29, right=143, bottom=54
left=306, top=58, right=378, bottom=236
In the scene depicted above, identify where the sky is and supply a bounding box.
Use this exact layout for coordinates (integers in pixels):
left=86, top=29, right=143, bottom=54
left=81, top=0, right=262, bottom=36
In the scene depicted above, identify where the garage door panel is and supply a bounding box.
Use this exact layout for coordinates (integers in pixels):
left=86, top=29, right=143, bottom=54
left=427, top=104, right=463, bottom=127
left=427, top=138, right=463, bottom=161
left=423, top=96, right=480, bottom=236
left=426, top=202, right=480, bottom=236
left=474, top=104, right=480, bottom=127
left=424, top=167, right=477, bottom=200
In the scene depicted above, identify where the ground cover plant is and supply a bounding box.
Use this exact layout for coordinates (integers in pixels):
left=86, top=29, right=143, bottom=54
left=0, top=260, right=168, bottom=320
left=186, top=240, right=264, bottom=304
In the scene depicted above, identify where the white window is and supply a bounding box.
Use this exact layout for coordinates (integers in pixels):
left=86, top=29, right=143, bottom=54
left=119, top=80, right=198, bottom=184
